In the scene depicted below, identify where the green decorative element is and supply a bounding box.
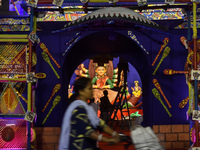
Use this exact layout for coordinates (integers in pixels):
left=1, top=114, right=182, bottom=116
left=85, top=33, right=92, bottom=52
left=152, top=88, right=172, bottom=117
left=130, top=111, right=142, bottom=118
left=42, top=95, right=61, bottom=124
left=152, top=46, right=170, bottom=75
left=41, top=52, right=60, bottom=79
left=123, top=102, right=132, bottom=109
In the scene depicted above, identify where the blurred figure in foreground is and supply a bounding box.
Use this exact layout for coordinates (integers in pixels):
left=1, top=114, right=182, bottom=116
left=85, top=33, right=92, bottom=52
left=59, top=77, right=120, bottom=150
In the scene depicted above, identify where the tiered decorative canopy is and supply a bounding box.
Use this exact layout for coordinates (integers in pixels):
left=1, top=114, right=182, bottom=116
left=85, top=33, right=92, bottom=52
left=60, top=7, right=167, bottom=32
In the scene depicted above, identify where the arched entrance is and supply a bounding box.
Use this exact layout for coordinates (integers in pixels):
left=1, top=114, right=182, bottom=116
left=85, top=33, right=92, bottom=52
left=62, top=31, right=152, bottom=126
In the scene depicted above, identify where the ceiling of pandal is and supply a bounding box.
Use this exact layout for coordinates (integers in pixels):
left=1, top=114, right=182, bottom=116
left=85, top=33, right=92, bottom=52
left=35, top=0, right=194, bottom=11
left=2, top=0, right=192, bottom=31
left=32, top=0, right=200, bottom=30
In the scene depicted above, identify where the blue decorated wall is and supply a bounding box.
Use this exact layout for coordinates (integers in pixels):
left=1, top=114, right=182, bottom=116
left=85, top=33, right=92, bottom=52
left=34, top=27, right=191, bottom=127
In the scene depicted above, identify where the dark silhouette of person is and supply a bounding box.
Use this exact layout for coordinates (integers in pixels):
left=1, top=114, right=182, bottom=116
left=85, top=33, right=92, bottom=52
left=117, top=57, right=129, bottom=88
left=100, top=90, right=113, bottom=123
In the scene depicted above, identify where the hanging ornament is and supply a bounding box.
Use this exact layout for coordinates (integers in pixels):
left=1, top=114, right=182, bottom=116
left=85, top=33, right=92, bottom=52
left=63, top=32, right=81, bottom=56
left=42, top=84, right=61, bottom=112
left=52, top=0, right=64, bottom=7
left=152, top=38, right=169, bottom=66
left=153, top=78, right=171, bottom=108
left=24, top=111, right=36, bottom=123
left=28, top=31, right=40, bottom=44
left=42, top=95, right=61, bottom=124
left=39, top=42, right=60, bottom=68
left=152, top=88, right=172, bottom=117
left=164, top=69, right=189, bottom=75
left=179, top=96, right=189, bottom=109
left=41, top=52, right=60, bottom=79
left=128, top=31, right=149, bottom=55
left=152, top=47, right=170, bottom=75
left=35, top=73, right=46, bottom=79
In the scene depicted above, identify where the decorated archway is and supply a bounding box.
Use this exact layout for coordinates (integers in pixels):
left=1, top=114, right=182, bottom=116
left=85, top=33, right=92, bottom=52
left=62, top=31, right=152, bottom=126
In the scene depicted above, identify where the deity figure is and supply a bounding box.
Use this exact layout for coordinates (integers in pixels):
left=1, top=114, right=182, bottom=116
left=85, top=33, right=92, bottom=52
left=75, top=60, right=118, bottom=103
left=92, top=64, right=114, bottom=89
left=131, top=80, right=142, bottom=98
left=90, top=61, right=118, bottom=102
left=123, top=80, right=143, bottom=109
